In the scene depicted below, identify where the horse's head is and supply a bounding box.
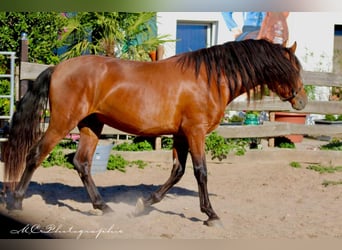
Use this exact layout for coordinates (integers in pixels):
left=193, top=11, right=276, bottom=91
left=271, top=42, right=307, bottom=110
left=277, top=80, right=307, bottom=110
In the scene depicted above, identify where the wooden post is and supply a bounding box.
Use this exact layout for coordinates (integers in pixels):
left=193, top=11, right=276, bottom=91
left=268, top=112, right=275, bottom=147
left=19, top=32, right=29, bottom=98
left=155, top=137, right=162, bottom=150
left=157, top=45, right=164, bottom=60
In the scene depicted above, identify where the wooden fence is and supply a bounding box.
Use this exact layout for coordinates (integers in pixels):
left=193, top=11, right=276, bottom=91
left=19, top=62, right=342, bottom=147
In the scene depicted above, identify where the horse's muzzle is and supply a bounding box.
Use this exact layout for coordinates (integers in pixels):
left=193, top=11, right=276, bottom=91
left=289, top=88, right=308, bottom=110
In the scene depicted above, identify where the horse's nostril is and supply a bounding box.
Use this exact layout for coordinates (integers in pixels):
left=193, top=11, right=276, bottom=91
left=295, top=97, right=307, bottom=110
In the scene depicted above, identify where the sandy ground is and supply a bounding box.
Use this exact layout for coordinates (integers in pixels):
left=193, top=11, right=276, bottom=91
left=1, top=138, right=342, bottom=239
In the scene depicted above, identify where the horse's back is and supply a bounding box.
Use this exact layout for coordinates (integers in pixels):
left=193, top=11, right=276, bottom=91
left=48, top=55, right=202, bottom=135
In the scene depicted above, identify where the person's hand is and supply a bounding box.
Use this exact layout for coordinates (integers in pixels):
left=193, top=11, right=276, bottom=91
left=231, top=27, right=242, bottom=39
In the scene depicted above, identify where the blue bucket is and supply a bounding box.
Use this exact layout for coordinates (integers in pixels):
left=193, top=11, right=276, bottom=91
left=91, top=144, right=112, bottom=174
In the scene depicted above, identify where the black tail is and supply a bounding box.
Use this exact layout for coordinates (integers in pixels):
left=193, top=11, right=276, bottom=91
left=4, top=66, right=55, bottom=184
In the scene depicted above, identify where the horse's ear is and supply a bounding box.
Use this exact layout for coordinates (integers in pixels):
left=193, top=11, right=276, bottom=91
left=289, top=42, right=297, bottom=53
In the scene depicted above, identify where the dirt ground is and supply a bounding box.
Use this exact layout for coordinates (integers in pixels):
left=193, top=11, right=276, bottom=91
left=1, top=137, right=342, bottom=239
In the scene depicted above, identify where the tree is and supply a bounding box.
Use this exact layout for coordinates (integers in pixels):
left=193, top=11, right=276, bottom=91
left=0, top=12, right=67, bottom=64
left=0, top=12, right=67, bottom=115
left=60, top=12, right=172, bottom=61
left=0, top=12, right=172, bottom=115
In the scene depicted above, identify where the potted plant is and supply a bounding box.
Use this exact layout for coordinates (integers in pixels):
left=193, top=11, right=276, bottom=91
left=314, top=114, right=342, bottom=125
left=220, top=111, right=244, bottom=126
left=244, top=111, right=260, bottom=125
left=274, top=112, right=307, bottom=143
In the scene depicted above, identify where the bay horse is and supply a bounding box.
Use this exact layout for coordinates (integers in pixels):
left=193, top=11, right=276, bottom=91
left=3, top=39, right=307, bottom=226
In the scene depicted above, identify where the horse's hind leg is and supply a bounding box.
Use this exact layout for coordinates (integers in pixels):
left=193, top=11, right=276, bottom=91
left=73, top=116, right=112, bottom=213
left=7, top=129, right=64, bottom=210
left=135, top=135, right=189, bottom=215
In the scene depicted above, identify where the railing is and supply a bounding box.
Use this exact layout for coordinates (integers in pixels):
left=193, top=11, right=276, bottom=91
left=19, top=62, right=342, bottom=147
left=0, top=52, right=16, bottom=120
left=224, top=71, right=342, bottom=139
left=0, top=52, right=15, bottom=143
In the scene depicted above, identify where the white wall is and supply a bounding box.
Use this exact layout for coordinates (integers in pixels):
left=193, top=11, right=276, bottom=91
left=287, top=12, right=342, bottom=102
left=157, top=12, right=232, bottom=58
left=157, top=12, right=342, bottom=72
left=157, top=12, right=342, bottom=103
left=287, top=12, right=336, bottom=72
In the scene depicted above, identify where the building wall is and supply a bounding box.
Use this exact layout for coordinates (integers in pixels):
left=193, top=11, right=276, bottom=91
left=157, top=12, right=342, bottom=106
left=157, top=12, right=342, bottom=73
left=157, top=12, right=232, bottom=58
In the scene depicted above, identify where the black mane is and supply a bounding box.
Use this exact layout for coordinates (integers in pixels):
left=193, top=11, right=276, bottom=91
left=176, top=39, right=302, bottom=99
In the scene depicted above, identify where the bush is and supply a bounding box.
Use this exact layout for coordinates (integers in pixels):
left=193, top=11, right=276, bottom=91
left=113, top=140, right=153, bottom=151
left=320, top=139, right=342, bottom=151
left=42, top=147, right=74, bottom=169
left=107, top=154, right=129, bottom=172
left=107, top=154, right=147, bottom=172
left=161, top=136, right=173, bottom=150
left=205, top=131, right=248, bottom=160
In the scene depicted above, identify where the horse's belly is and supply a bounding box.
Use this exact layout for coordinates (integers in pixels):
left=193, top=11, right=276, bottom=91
left=98, top=114, right=179, bottom=136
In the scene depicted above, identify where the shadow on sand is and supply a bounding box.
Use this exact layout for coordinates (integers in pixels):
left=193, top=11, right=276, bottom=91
left=0, top=180, right=201, bottom=238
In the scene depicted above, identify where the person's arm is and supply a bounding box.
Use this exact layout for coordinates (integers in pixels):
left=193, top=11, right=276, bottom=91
left=222, top=12, right=242, bottom=39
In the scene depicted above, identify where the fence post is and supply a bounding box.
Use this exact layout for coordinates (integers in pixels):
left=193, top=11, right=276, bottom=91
left=268, top=112, right=275, bottom=147
left=19, top=32, right=29, bottom=99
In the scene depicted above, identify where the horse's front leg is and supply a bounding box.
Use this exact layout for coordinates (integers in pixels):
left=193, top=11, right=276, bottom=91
left=134, top=135, right=189, bottom=215
left=188, top=131, right=222, bottom=227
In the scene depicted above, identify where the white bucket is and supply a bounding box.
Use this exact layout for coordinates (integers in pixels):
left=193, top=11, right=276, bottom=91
left=91, top=144, right=112, bottom=174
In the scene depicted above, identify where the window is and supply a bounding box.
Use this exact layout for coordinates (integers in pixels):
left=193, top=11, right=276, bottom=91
left=334, top=24, right=342, bottom=74
left=176, top=21, right=217, bottom=54
left=331, top=24, right=342, bottom=101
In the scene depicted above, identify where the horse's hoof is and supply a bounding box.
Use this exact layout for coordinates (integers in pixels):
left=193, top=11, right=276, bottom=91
left=203, top=218, right=224, bottom=228
left=102, top=205, right=114, bottom=214
left=94, top=203, right=113, bottom=214
left=89, top=209, right=104, bottom=216
left=134, top=197, right=146, bottom=216
left=0, top=193, right=6, bottom=207
left=6, top=199, right=23, bottom=211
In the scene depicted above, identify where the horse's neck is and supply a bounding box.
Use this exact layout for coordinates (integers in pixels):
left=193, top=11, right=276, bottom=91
left=227, top=80, right=264, bottom=105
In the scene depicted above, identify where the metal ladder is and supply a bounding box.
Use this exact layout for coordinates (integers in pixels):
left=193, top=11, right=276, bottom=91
left=0, top=51, right=15, bottom=140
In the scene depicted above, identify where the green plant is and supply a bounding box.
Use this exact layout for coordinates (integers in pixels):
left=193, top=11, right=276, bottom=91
left=322, top=180, right=342, bottom=187
left=0, top=12, right=67, bottom=64
left=228, top=115, right=244, bottom=123
left=290, top=161, right=301, bottom=168
left=113, top=140, right=153, bottom=151
left=302, top=49, right=334, bottom=101
left=0, top=79, right=10, bottom=115
left=107, top=154, right=147, bottom=172
left=324, top=114, right=337, bottom=121
left=307, top=164, right=342, bottom=174
left=274, top=137, right=295, bottom=148
left=320, top=139, right=342, bottom=151
left=58, top=139, right=78, bottom=149
left=42, top=147, right=74, bottom=169
left=130, top=160, right=147, bottom=169
left=278, top=142, right=295, bottom=149
left=205, top=131, right=248, bottom=160
left=161, top=136, right=173, bottom=150
left=107, top=154, right=129, bottom=172
left=60, top=12, right=174, bottom=61
left=322, top=114, right=342, bottom=121
left=304, top=85, right=316, bottom=101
